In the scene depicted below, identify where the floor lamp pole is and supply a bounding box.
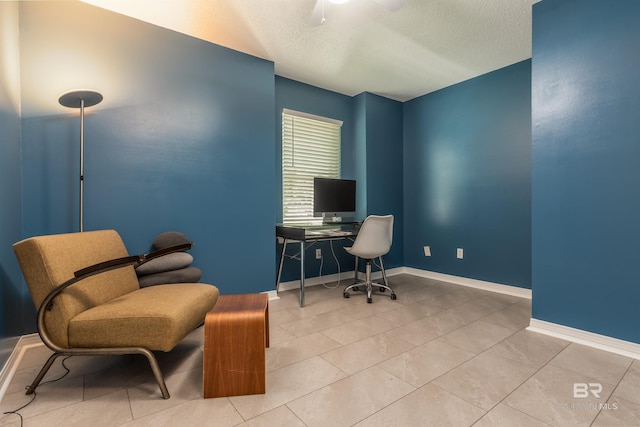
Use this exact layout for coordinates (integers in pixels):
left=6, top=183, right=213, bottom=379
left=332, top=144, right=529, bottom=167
left=59, top=90, right=103, bottom=232
left=79, top=98, right=85, bottom=233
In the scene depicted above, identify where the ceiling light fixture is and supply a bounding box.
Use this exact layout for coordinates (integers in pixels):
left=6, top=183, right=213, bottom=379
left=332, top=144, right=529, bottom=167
left=317, top=0, right=349, bottom=24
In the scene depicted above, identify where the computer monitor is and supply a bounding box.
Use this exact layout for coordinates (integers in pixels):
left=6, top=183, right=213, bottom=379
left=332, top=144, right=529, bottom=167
left=313, top=177, right=356, bottom=220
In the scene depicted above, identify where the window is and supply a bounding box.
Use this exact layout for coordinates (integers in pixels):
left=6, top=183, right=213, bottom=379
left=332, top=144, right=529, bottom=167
left=282, top=109, right=342, bottom=225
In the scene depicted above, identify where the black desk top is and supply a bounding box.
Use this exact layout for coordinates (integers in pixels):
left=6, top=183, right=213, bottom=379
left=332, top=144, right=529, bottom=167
left=276, top=222, right=360, bottom=241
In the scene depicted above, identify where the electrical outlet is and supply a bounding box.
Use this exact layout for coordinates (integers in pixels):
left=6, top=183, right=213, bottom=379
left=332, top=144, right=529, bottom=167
left=423, top=246, right=431, bottom=256
left=457, top=248, right=464, bottom=259
left=316, top=248, right=322, bottom=259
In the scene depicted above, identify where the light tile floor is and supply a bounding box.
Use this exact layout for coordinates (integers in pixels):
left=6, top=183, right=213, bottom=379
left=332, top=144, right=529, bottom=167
left=2, top=274, right=640, bottom=426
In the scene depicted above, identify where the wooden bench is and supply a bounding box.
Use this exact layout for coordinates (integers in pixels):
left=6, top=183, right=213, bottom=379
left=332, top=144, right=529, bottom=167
left=203, top=293, right=269, bottom=398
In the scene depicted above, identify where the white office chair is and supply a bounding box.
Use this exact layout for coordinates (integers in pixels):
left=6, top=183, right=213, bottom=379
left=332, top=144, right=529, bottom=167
left=343, top=215, right=396, bottom=303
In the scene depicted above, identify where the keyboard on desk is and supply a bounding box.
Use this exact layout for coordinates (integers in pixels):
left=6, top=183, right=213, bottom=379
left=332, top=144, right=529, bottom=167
left=327, top=230, right=352, bottom=236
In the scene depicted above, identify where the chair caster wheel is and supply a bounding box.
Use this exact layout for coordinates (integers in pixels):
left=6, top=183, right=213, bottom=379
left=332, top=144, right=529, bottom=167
left=379, top=287, right=386, bottom=292
left=390, top=293, right=397, bottom=300
left=353, top=286, right=359, bottom=292
left=367, top=297, right=372, bottom=304
left=343, top=292, right=350, bottom=298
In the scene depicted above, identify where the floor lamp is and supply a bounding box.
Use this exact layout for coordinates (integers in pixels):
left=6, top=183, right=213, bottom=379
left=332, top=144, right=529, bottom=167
left=58, top=90, right=103, bottom=232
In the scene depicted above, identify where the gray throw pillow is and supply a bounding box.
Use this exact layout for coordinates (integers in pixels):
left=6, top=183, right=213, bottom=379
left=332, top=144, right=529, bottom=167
left=135, top=252, right=193, bottom=276
left=137, top=267, right=202, bottom=288
left=151, top=231, right=191, bottom=251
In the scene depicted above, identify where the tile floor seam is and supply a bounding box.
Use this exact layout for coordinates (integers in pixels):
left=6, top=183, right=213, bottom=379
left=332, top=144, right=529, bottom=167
left=547, top=342, right=635, bottom=387
left=428, top=382, right=490, bottom=422
left=226, top=396, right=246, bottom=424
left=262, top=357, right=353, bottom=416
left=474, top=355, right=554, bottom=426
left=496, top=350, right=631, bottom=427
left=426, top=322, right=522, bottom=357
left=586, top=361, right=635, bottom=427
left=124, top=388, right=134, bottom=424
left=472, top=401, right=551, bottom=427
left=349, top=384, right=425, bottom=427
left=283, top=402, right=310, bottom=427
left=422, top=326, right=544, bottom=418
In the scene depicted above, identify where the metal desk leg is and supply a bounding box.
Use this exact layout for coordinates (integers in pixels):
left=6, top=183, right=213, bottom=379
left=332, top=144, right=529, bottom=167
left=299, top=241, right=305, bottom=307
left=276, top=239, right=287, bottom=294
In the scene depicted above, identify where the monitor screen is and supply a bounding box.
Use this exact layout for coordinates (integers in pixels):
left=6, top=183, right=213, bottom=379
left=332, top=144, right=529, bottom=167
left=313, top=177, right=356, bottom=219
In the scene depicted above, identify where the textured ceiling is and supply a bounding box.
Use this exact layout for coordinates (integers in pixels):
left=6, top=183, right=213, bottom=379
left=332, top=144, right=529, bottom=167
left=82, top=0, right=536, bottom=102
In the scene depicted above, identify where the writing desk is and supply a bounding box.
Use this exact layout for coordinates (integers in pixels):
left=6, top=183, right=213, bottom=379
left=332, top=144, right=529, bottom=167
left=276, top=223, right=359, bottom=307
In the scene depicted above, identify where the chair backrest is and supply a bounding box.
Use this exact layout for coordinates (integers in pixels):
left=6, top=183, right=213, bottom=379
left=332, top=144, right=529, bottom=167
left=348, top=215, right=394, bottom=259
left=13, top=230, right=140, bottom=348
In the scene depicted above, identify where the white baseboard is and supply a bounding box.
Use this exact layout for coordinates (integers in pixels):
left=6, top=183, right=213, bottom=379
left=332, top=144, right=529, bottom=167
left=369, top=266, right=405, bottom=280
left=273, top=267, right=405, bottom=296
left=527, top=318, right=640, bottom=360
left=271, top=266, right=527, bottom=299
left=401, top=267, right=532, bottom=299
left=0, top=334, right=43, bottom=402
left=275, top=270, right=357, bottom=293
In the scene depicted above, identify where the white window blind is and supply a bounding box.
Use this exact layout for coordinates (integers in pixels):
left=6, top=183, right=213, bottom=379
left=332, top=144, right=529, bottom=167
left=282, top=109, right=342, bottom=225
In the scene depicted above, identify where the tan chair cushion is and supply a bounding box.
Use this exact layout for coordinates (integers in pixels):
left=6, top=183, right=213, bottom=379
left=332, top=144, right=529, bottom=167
left=14, top=230, right=141, bottom=348
left=69, top=283, right=219, bottom=352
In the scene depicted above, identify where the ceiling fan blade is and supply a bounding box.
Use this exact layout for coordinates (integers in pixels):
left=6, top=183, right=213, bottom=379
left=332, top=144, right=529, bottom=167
left=374, top=0, right=406, bottom=12
left=309, top=0, right=325, bottom=26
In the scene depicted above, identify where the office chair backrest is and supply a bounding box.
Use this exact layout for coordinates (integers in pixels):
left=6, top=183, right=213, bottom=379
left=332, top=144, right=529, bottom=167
left=349, top=215, right=394, bottom=259
left=14, top=230, right=140, bottom=348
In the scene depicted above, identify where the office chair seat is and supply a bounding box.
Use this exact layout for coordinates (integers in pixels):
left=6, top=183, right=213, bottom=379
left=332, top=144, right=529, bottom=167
left=343, top=215, right=395, bottom=303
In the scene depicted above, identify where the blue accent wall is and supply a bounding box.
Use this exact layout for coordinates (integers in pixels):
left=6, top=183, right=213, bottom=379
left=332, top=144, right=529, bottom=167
left=0, top=1, right=25, bottom=364
left=20, top=3, right=276, bottom=295
left=532, top=0, right=640, bottom=342
left=274, top=80, right=405, bottom=282
left=403, top=60, right=532, bottom=288
left=275, top=77, right=359, bottom=282
left=354, top=92, right=404, bottom=269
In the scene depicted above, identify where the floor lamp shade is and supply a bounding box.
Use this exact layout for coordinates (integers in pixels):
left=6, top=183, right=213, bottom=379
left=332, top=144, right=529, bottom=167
left=58, top=89, right=103, bottom=232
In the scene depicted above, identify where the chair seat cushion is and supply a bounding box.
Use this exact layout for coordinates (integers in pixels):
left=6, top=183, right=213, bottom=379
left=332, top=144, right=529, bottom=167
left=135, top=252, right=193, bottom=276
left=68, top=283, right=219, bottom=352
left=137, top=267, right=202, bottom=288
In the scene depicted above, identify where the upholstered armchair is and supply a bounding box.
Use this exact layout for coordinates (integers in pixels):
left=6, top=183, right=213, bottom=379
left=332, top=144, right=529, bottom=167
left=13, top=229, right=219, bottom=399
